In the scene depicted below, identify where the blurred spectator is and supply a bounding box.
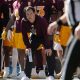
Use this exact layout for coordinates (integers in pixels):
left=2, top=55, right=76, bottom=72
left=0, top=0, right=9, bottom=77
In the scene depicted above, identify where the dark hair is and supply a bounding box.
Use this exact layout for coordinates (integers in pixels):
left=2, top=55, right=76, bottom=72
left=24, top=6, right=35, bottom=13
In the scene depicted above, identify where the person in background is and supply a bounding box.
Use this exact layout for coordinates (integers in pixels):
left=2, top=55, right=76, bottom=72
left=0, top=0, right=9, bottom=77
left=9, top=0, right=26, bottom=78
left=3, top=0, right=27, bottom=79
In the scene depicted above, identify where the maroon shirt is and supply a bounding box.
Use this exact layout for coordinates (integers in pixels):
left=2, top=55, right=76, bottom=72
left=21, top=15, right=52, bottom=49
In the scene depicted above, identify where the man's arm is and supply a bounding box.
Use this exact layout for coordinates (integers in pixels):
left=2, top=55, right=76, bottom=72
left=1, top=14, right=16, bottom=40
left=21, top=20, right=31, bottom=48
left=47, top=14, right=67, bottom=35
left=5, top=14, right=16, bottom=32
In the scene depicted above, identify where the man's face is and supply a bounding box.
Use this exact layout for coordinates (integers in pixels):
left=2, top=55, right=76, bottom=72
left=26, top=9, right=35, bottom=23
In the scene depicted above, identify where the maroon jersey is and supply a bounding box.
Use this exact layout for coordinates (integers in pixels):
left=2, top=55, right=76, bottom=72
left=21, top=15, right=52, bottom=50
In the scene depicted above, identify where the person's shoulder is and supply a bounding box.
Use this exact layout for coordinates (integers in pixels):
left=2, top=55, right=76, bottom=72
left=37, top=15, right=46, bottom=21
left=36, top=16, right=48, bottom=26
left=40, top=16, right=48, bottom=23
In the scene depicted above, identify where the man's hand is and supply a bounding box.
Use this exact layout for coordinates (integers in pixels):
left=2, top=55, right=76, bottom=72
left=25, top=48, right=31, bottom=55
left=45, top=49, right=52, bottom=56
left=75, top=25, right=80, bottom=40
left=54, top=42, right=63, bottom=59
left=47, top=21, right=58, bottom=35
